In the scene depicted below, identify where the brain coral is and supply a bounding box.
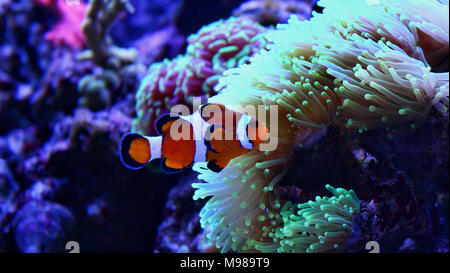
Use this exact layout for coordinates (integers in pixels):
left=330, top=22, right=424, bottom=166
left=192, top=0, right=449, bottom=253
left=133, top=17, right=268, bottom=135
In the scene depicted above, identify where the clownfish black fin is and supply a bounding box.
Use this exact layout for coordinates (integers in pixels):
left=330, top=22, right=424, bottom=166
left=207, top=160, right=223, bottom=172
left=119, top=133, right=151, bottom=170
left=160, top=158, right=192, bottom=174
left=154, top=113, right=181, bottom=136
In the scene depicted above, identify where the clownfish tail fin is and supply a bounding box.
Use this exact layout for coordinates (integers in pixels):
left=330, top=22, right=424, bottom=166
left=119, top=133, right=161, bottom=170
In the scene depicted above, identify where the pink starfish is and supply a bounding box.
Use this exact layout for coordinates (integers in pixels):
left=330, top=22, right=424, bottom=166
left=33, top=0, right=87, bottom=49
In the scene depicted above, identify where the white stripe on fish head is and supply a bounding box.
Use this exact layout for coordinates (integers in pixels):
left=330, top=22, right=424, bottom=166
left=237, top=114, right=253, bottom=149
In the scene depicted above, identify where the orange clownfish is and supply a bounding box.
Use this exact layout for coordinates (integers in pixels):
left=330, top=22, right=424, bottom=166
left=119, top=103, right=270, bottom=173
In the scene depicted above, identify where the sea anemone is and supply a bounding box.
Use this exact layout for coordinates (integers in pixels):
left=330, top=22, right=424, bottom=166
left=268, top=0, right=449, bottom=131
left=191, top=0, right=448, bottom=253
left=252, top=185, right=360, bottom=253
left=191, top=47, right=340, bottom=252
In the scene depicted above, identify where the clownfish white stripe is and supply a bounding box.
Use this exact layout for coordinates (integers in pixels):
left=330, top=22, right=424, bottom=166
left=194, top=140, right=207, bottom=163
left=237, top=115, right=253, bottom=150
left=180, top=111, right=209, bottom=141
left=180, top=111, right=208, bottom=163
left=148, top=136, right=162, bottom=161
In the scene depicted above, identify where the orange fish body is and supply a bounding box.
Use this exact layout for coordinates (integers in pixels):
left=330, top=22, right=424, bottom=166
left=119, top=103, right=269, bottom=173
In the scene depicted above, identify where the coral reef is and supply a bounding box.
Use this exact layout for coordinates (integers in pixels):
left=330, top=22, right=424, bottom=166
left=0, top=0, right=448, bottom=254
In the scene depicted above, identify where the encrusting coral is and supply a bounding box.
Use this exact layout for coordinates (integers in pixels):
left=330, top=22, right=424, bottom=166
left=191, top=0, right=449, bottom=253
left=133, top=17, right=269, bottom=135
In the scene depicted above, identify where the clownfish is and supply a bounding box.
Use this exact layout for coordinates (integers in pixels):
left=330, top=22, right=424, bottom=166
left=119, top=103, right=270, bottom=173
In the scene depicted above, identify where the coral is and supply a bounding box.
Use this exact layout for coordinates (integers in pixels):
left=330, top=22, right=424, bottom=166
left=79, top=0, right=138, bottom=68
left=31, top=48, right=94, bottom=118
left=32, top=0, right=87, bottom=48
left=74, top=0, right=147, bottom=112
left=232, top=0, right=318, bottom=26
left=133, top=17, right=269, bottom=135
left=77, top=70, right=119, bottom=111
left=75, top=59, right=146, bottom=112
left=186, top=17, right=268, bottom=77
left=191, top=0, right=449, bottom=253
left=1, top=0, right=52, bottom=82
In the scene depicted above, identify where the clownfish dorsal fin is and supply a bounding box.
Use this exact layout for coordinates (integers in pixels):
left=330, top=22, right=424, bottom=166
left=119, top=133, right=154, bottom=170
left=154, top=113, right=181, bottom=136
